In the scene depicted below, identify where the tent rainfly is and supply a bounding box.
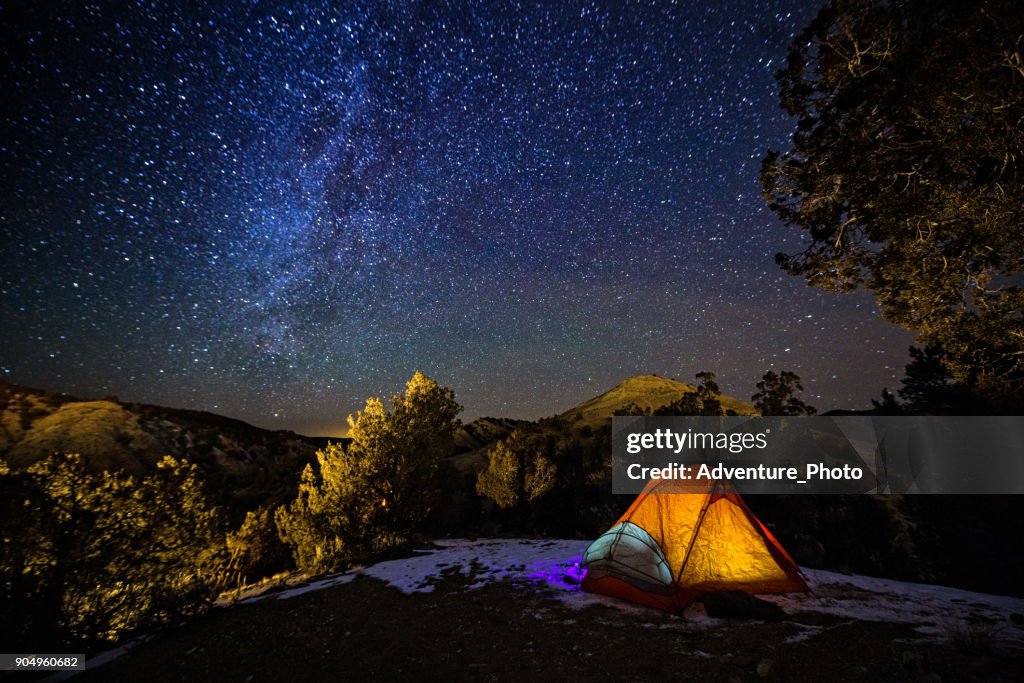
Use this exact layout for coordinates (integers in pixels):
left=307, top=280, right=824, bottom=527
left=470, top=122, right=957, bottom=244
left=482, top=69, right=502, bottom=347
left=580, top=477, right=808, bottom=612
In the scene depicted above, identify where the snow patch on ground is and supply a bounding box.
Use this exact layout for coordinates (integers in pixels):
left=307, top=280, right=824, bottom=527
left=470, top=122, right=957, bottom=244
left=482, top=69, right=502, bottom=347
left=238, top=538, right=1024, bottom=649
left=257, top=539, right=623, bottom=609
left=764, top=567, right=1024, bottom=645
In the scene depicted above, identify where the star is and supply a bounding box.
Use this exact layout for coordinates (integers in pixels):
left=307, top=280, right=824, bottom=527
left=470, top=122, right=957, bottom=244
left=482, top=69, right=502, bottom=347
left=0, top=1, right=914, bottom=435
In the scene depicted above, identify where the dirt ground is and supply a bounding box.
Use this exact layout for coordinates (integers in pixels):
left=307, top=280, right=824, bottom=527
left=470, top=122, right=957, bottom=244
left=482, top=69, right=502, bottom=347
left=77, top=568, right=1023, bottom=683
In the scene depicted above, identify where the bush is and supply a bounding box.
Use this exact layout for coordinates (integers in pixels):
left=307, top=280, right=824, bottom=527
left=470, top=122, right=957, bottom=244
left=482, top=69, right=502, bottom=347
left=0, top=454, right=227, bottom=649
left=274, top=443, right=354, bottom=574
left=476, top=430, right=558, bottom=510
left=276, top=372, right=462, bottom=574
left=226, top=507, right=291, bottom=586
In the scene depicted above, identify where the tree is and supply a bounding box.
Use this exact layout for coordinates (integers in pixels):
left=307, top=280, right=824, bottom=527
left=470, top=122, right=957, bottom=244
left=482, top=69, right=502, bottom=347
left=656, top=371, right=726, bottom=416
left=871, top=388, right=904, bottom=415
left=274, top=442, right=359, bottom=573
left=873, top=344, right=982, bottom=414
left=363, top=371, right=462, bottom=533
left=1, top=457, right=56, bottom=648
left=895, top=345, right=963, bottom=412
left=128, top=456, right=228, bottom=632
left=475, top=430, right=558, bottom=510
left=226, top=507, right=291, bottom=586
left=475, top=437, right=520, bottom=509
left=753, top=370, right=818, bottom=416
left=524, top=450, right=558, bottom=503
left=276, top=372, right=461, bottom=573
left=762, top=0, right=1024, bottom=396
left=693, top=371, right=724, bottom=415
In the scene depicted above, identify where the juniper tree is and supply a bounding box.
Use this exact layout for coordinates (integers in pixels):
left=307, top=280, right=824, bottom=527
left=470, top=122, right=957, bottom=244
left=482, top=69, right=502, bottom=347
left=276, top=372, right=461, bottom=573
left=762, top=0, right=1024, bottom=397
left=655, top=371, right=725, bottom=416
left=0, top=454, right=226, bottom=647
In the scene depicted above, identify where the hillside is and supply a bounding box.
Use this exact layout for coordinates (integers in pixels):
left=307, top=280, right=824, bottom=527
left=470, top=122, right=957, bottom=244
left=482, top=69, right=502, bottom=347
left=453, top=416, right=532, bottom=453
left=449, top=375, right=759, bottom=477
left=1, top=375, right=754, bottom=483
left=556, top=375, right=759, bottom=429
left=0, top=382, right=321, bottom=513
left=0, top=375, right=756, bottom=510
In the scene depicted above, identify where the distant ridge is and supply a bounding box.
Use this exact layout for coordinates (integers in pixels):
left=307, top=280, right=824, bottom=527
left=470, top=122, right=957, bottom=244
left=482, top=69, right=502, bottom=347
left=0, top=381, right=319, bottom=512
left=1, top=375, right=760, bottom=504
left=556, top=375, right=759, bottom=428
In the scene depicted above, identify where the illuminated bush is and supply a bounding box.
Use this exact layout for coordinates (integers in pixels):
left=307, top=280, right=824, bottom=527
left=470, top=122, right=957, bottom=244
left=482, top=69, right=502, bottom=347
left=476, top=430, right=558, bottom=510
left=226, top=507, right=291, bottom=586
left=276, top=372, right=461, bottom=573
left=0, top=454, right=227, bottom=648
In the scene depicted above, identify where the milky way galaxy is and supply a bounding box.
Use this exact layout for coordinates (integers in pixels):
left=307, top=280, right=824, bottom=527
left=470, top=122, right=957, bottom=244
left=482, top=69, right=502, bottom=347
left=0, top=1, right=914, bottom=434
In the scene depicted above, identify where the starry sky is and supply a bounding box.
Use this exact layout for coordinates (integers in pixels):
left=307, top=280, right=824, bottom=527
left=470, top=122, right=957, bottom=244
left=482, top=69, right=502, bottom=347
left=1, top=1, right=914, bottom=436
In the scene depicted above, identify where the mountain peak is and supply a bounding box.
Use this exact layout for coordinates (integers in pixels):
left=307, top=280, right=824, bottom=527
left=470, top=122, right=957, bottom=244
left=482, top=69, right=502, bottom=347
left=557, top=375, right=757, bottom=428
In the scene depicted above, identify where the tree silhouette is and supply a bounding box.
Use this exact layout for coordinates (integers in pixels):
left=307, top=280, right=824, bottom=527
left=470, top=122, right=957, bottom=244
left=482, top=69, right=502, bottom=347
left=873, top=344, right=982, bottom=414
left=762, top=0, right=1024, bottom=397
left=656, top=371, right=726, bottom=416
left=752, top=370, right=817, bottom=416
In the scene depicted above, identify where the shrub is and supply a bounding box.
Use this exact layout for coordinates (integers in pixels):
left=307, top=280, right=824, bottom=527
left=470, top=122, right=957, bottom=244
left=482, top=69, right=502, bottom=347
left=0, top=453, right=227, bottom=648
left=226, top=507, right=291, bottom=586
left=476, top=430, right=558, bottom=510
left=276, top=372, right=462, bottom=574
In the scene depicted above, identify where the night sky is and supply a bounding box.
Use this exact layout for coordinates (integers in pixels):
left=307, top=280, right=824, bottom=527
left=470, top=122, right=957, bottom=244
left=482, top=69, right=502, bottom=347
left=1, top=1, right=914, bottom=436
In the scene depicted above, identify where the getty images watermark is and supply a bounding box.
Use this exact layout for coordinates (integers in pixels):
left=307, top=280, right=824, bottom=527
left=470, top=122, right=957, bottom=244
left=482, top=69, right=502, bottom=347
left=612, top=416, right=1024, bottom=494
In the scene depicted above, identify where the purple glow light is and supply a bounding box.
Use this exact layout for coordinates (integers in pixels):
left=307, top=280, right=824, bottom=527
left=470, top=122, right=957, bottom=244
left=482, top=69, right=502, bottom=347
left=521, top=555, right=588, bottom=592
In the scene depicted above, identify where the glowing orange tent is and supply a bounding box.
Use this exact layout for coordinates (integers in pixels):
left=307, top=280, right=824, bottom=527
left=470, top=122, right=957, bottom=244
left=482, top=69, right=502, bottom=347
left=581, top=477, right=808, bottom=612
